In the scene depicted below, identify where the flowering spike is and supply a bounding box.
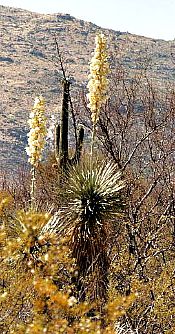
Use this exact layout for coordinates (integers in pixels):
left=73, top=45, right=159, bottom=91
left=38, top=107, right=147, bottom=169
left=87, top=33, right=109, bottom=125
left=26, top=96, right=47, bottom=167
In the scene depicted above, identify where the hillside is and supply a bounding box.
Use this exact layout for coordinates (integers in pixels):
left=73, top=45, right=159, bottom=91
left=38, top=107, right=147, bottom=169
left=0, top=5, right=175, bottom=171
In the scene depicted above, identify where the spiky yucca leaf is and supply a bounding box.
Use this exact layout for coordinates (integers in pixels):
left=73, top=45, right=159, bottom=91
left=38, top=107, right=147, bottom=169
left=41, top=161, right=124, bottom=236
left=68, top=160, right=124, bottom=224
left=41, top=160, right=124, bottom=302
left=67, top=160, right=124, bottom=301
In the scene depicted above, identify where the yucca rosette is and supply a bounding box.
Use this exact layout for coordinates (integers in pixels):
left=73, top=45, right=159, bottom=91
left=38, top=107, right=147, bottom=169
left=26, top=96, right=47, bottom=167
left=87, top=33, right=109, bottom=125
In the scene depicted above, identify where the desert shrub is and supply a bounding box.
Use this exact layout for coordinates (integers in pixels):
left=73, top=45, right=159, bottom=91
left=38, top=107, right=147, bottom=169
left=0, top=198, right=135, bottom=333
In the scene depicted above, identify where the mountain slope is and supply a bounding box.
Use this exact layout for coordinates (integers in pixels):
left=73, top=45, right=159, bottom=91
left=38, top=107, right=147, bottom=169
left=0, top=5, right=175, bottom=171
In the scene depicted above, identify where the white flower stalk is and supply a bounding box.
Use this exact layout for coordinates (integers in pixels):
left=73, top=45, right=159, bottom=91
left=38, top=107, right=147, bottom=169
left=26, top=96, right=47, bottom=167
left=87, top=33, right=109, bottom=157
left=87, top=33, right=109, bottom=125
left=26, top=96, right=47, bottom=210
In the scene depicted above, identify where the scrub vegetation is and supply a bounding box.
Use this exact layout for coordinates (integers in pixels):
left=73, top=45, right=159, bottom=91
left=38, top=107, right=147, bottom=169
left=0, top=32, right=175, bottom=334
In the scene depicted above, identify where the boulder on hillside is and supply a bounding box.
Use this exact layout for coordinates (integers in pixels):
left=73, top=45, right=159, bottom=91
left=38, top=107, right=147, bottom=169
left=0, top=56, right=14, bottom=63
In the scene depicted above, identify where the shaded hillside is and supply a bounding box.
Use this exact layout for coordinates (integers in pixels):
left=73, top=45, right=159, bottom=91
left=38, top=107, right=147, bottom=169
left=0, top=5, right=175, bottom=171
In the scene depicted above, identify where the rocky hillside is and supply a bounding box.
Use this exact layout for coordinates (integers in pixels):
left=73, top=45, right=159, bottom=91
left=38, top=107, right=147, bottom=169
left=0, top=5, right=175, bottom=171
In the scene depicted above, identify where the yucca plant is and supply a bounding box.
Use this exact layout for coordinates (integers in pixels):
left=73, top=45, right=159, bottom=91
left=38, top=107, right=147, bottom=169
left=87, top=33, right=109, bottom=157
left=43, top=159, right=124, bottom=304
left=26, top=96, right=47, bottom=210
left=69, top=160, right=124, bottom=302
left=39, top=33, right=124, bottom=318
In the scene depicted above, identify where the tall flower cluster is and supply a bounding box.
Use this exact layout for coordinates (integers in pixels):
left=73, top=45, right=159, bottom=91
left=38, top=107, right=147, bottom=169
left=87, top=33, right=109, bottom=125
left=26, top=96, right=47, bottom=167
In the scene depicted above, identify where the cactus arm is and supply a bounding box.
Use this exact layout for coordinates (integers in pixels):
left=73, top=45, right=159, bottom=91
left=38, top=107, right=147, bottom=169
left=59, top=79, right=70, bottom=169
left=70, top=127, right=84, bottom=165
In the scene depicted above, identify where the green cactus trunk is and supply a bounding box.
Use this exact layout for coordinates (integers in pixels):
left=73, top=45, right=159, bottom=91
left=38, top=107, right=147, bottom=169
left=59, top=79, right=70, bottom=169
left=55, top=79, right=84, bottom=171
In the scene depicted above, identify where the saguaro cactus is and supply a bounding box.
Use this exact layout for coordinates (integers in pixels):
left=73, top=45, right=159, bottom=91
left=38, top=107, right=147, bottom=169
left=55, top=79, right=84, bottom=170
left=58, top=79, right=70, bottom=168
